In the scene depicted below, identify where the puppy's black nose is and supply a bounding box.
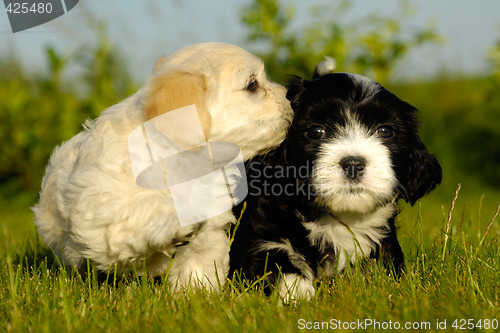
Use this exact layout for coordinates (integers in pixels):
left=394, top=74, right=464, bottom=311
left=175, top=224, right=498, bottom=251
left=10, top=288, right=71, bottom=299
left=339, top=156, right=366, bottom=180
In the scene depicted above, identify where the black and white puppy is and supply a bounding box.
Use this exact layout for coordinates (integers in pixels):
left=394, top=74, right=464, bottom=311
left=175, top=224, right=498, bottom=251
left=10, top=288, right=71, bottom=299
left=229, top=72, right=442, bottom=301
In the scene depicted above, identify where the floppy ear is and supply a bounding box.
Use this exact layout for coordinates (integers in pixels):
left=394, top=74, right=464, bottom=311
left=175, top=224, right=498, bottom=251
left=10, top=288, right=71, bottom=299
left=144, top=70, right=212, bottom=140
left=403, top=139, right=442, bottom=205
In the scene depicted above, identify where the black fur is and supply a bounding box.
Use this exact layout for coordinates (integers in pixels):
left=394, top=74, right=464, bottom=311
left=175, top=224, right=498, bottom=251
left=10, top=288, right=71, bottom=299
left=229, top=73, right=442, bottom=290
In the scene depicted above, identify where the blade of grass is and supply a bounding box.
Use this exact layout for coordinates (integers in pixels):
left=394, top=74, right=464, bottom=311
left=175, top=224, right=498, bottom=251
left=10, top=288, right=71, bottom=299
left=417, top=201, right=425, bottom=271
left=441, top=183, right=461, bottom=263
left=471, top=203, right=500, bottom=261
left=229, top=201, right=246, bottom=247
left=4, top=226, right=20, bottom=327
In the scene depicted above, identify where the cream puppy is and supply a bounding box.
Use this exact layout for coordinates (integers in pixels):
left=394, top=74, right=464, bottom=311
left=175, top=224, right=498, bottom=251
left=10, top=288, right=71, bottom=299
left=33, top=43, right=292, bottom=289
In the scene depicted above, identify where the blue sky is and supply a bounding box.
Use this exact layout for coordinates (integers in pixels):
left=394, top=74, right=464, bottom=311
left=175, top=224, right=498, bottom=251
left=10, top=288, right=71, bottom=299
left=1, top=0, right=499, bottom=82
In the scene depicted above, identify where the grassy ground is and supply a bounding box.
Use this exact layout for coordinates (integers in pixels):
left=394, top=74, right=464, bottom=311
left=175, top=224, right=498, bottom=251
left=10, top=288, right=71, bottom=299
left=1, top=186, right=499, bottom=332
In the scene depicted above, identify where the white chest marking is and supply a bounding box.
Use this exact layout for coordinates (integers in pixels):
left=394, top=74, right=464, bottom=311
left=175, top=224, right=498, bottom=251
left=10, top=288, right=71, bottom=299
left=303, top=204, right=396, bottom=274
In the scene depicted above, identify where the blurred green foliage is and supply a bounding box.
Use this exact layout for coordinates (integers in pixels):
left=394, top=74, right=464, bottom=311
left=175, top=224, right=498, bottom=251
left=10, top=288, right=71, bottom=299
left=241, top=0, right=441, bottom=84
left=0, top=29, right=136, bottom=201
left=390, top=77, right=500, bottom=192
left=490, top=37, right=500, bottom=78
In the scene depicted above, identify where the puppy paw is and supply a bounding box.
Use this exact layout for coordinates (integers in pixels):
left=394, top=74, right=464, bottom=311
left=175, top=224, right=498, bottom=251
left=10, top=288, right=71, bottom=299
left=171, top=222, right=205, bottom=247
left=168, top=228, right=229, bottom=291
left=277, top=273, right=315, bottom=303
left=169, top=265, right=224, bottom=291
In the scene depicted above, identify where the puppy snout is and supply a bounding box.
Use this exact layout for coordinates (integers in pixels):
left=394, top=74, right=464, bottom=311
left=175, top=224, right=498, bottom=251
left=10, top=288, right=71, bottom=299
left=340, top=156, right=366, bottom=181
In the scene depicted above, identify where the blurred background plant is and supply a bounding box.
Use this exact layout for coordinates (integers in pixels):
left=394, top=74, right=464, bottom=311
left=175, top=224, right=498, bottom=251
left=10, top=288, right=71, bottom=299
left=0, top=0, right=498, bottom=239
left=0, top=24, right=136, bottom=204
left=242, top=0, right=441, bottom=84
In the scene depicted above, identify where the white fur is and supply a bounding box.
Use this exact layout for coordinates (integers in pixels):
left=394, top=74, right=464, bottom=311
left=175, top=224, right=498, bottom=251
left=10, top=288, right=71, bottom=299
left=303, top=203, right=396, bottom=275
left=313, top=122, right=397, bottom=214
left=258, top=239, right=315, bottom=303
left=33, top=43, right=292, bottom=290
left=258, top=239, right=314, bottom=280
left=278, top=273, right=315, bottom=303
left=315, top=56, right=336, bottom=76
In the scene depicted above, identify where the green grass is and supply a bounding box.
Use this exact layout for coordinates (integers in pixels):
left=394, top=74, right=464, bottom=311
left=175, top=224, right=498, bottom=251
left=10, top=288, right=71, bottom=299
left=1, top=187, right=499, bottom=332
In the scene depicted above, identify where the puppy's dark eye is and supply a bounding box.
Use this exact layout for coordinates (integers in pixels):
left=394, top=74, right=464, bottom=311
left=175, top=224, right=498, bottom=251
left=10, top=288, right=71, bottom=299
left=246, top=75, right=258, bottom=92
left=376, top=126, right=394, bottom=138
left=305, top=126, right=326, bottom=140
